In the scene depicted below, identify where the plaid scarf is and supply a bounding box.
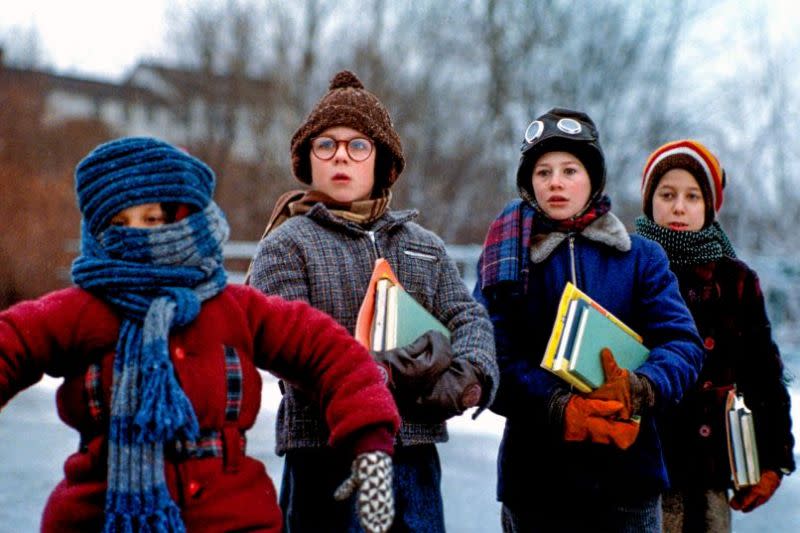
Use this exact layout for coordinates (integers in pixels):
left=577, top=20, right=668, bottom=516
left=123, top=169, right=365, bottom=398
left=634, top=215, right=736, bottom=267
left=479, top=195, right=611, bottom=294
left=71, top=203, right=229, bottom=532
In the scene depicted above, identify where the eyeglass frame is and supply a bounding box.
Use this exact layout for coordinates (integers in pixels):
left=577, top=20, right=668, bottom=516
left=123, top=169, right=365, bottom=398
left=310, top=136, right=375, bottom=162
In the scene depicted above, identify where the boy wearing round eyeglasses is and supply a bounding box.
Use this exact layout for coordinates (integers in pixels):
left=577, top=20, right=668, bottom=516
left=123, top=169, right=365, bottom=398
left=248, top=70, right=498, bottom=532
left=473, top=108, right=704, bottom=532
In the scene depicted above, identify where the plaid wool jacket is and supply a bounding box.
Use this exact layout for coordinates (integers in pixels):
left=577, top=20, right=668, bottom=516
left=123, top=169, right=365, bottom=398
left=249, top=203, right=498, bottom=453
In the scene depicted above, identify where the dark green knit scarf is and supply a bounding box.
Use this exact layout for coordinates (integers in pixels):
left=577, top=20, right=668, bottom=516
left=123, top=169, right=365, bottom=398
left=634, top=216, right=736, bottom=267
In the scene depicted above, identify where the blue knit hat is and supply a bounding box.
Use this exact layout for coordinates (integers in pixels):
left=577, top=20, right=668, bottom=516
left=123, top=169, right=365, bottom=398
left=75, top=137, right=215, bottom=235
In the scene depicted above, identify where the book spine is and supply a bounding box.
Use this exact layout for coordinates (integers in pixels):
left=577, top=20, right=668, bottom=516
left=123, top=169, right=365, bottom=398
left=740, top=411, right=760, bottom=485
left=728, top=408, right=748, bottom=488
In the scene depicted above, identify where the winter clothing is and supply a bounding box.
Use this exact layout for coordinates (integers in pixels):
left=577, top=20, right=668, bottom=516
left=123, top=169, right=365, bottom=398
left=655, top=257, right=795, bottom=488
left=474, top=197, right=704, bottom=510
left=563, top=395, right=640, bottom=449
left=501, top=494, right=663, bottom=533
left=249, top=199, right=498, bottom=531
left=0, top=285, right=399, bottom=532
left=280, top=444, right=445, bottom=532
left=588, top=348, right=656, bottom=420
left=729, top=470, right=782, bottom=512
left=639, top=139, right=794, bottom=530
left=641, top=139, right=725, bottom=224
left=75, top=136, right=215, bottom=235
left=334, top=450, right=395, bottom=532
left=0, top=136, right=400, bottom=533
left=73, top=136, right=231, bottom=530
left=517, top=107, right=606, bottom=201
left=635, top=215, right=736, bottom=267
left=290, top=70, right=405, bottom=190
left=72, top=202, right=230, bottom=532
left=250, top=203, right=498, bottom=450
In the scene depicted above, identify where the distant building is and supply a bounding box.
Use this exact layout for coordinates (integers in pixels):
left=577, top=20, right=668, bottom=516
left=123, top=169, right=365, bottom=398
left=0, top=48, right=276, bottom=162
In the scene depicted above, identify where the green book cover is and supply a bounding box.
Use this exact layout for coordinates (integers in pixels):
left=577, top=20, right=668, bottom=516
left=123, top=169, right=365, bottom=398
left=568, top=305, right=649, bottom=389
left=385, top=285, right=451, bottom=349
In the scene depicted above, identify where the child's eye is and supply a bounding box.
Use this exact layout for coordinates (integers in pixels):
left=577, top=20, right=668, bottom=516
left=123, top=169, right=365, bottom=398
left=110, top=219, right=125, bottom=226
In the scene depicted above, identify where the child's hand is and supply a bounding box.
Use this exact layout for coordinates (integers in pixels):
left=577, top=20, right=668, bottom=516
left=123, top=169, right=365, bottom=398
left=412, top=359, right=484, bottom=421
left=730, top=470, right=782, bottom=512
left=374, top=330, right=452, bottom=396
left=334, top=451, right=394, bottom=533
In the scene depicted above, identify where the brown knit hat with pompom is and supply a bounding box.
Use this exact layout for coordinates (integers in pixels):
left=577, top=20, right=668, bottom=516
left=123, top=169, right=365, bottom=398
left=290, top=70, right=405, bottom=190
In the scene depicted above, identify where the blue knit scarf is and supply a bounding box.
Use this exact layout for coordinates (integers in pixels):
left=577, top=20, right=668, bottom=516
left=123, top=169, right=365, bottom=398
left=71, top=203, right=229, bottom=532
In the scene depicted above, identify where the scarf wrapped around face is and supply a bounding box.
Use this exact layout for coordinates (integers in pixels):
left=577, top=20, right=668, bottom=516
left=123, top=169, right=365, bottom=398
left=634, top=215, right=736, bottom=267
left=71, top=202, right=229, bottom=532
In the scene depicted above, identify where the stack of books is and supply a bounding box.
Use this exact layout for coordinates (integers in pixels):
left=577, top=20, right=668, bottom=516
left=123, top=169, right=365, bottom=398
left=355, top=258, right=450, bottom=351
left=540, top=282, right=649, bottom=392
left=725, top=389, right=761, bottom=489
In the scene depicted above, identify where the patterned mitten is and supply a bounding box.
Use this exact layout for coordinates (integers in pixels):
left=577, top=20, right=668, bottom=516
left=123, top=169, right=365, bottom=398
left=334, top=451, right=394, bottom=533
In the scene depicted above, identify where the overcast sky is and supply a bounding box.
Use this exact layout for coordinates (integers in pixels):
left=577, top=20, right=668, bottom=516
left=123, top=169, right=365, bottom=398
left=2, top=0, right=798, bottom=81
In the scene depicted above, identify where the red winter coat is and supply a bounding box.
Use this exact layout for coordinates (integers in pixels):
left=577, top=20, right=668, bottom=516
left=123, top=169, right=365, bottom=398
left=0, top=285, right=399, bottom=532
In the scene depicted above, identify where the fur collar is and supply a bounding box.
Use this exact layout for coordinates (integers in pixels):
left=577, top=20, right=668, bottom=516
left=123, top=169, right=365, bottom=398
left=530, top=212, right=631, bottom=264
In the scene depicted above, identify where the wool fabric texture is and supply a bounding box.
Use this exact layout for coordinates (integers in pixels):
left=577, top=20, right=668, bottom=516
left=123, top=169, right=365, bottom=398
left=71, top=137, right=228, bottom=532
left=634, top=215, right=736, bottom=267
left=76, top=136, right=215, bottom=236
left=641, top=139, right=725, bottom=225
left=290, top=70, right=405, bottom=190
left=517, top=108, right=606, bottom=202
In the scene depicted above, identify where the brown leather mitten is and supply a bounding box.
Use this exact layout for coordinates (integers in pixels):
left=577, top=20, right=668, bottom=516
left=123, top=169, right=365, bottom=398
left=563, top=396, right=640, bottom=450
left=730, top=470, right=782, bottom=512
left=373, top=330, right=453, bottom=399
left=413, top=359, right=484, bottom=421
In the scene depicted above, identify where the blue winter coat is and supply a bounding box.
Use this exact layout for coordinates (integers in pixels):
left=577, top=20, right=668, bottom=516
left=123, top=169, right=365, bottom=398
left=473, top=205, right=704, bottom=509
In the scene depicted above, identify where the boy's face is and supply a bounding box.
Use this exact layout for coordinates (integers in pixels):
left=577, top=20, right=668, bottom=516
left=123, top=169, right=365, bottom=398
left=310, top=126, right=376, bottom=203
left=531, top=151, right=592, bottom=220
left=109, top=203, right=168, bottom=228
left=652, top=169, right=706, bottom=231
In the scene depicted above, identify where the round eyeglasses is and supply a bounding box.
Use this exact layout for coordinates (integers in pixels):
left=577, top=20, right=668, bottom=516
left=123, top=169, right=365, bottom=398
left=311, top=136, right=374, bottom=162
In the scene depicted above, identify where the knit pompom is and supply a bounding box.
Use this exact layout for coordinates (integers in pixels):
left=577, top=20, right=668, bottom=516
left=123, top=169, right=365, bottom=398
left=329, top=70, right=364, bottom=90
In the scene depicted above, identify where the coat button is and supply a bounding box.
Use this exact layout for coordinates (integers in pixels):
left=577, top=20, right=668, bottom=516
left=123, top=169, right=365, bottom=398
left=704, top=337, right=715, bottom=350
left=702, top=380, right=713, bottom=390
left=699, top=424, right=712, bottom=437
left=174, top=346, right=186, bottom=360
left=188, top=480, right=202, bottom=498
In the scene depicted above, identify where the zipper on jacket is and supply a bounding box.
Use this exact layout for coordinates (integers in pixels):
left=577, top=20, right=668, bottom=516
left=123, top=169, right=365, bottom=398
left=367, top=230, right=381, bottom=260
left=568, top=234, right=578, bottom=286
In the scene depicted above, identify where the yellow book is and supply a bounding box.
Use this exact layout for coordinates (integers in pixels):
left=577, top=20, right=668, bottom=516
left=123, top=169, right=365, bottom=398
left=541, top=282, right=644, bottom=392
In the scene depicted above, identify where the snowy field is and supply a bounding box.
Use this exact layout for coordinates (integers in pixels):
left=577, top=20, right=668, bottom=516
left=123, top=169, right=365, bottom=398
left=0, top=356, right=798, bottom=532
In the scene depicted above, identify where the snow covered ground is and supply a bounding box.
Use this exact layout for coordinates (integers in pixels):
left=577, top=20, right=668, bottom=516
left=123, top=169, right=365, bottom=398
left=0, top=359, right=797, bottom=532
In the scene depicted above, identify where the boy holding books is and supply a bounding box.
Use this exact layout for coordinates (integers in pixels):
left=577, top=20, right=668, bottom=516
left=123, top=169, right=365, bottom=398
left=473, top=108, right=704, bottom=532
left=248, top=71, right=498, bottom=532
left=636, top=139, right=795, bottom=531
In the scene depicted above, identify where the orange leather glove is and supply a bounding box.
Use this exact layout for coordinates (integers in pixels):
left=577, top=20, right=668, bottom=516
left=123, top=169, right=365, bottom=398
left=563, top=395, right=640, bottom=450
left=730, top=470, right=782, bottom=512
left=588, top=348, right=633, bottom=419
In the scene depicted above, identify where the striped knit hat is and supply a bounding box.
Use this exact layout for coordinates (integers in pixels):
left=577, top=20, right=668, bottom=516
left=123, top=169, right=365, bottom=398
left=641, top=139, right=725, bottom=224
left=290, top=70, right=405, bottom=191
left=75, top=137, right=215, bottom=235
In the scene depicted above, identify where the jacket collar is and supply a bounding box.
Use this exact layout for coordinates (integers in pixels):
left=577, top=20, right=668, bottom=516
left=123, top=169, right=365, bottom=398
left=530, top=212, right=631, bottom=264
left=305, top=202, right=418, bottom=235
